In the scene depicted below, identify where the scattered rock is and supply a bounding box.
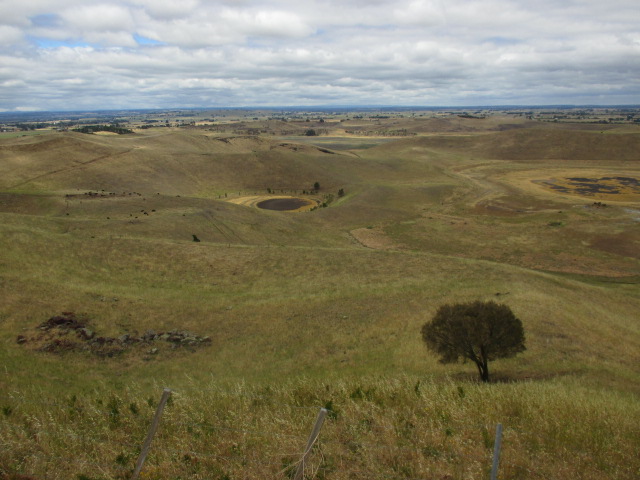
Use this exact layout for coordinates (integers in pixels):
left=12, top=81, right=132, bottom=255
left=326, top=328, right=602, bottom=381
left=22, top=312, right=210, bottom=358
left=77, top=328, right=94, bottom=340
left=142, top=330, right=156, bottom=341
left=38, top=339, right=76, bottom=353
left=38, top=312, right=87, bottom=331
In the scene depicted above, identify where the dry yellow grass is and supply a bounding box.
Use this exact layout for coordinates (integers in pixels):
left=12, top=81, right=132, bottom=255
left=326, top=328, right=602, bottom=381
left=0, top=119, right=639, bottom=479
left=1, top=377, right=638, bottom=480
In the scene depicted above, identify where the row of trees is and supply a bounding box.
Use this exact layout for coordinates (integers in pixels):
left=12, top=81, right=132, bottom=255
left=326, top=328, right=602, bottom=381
left=73, top=125, right=134, bottom=135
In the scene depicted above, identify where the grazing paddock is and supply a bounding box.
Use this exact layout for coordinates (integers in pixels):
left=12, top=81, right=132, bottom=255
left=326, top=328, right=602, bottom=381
left=0, top=115, right=639, bottom=479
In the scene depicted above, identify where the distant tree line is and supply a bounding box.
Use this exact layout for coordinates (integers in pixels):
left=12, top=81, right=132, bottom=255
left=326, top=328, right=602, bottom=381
left=73, top=124, right=134, bottom=135
left=13, top=123, right=49, bottom=131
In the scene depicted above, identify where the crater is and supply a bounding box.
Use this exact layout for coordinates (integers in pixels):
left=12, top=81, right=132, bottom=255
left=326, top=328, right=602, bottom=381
left=257, top=197, right=316, bottom=211
left=227, top=195, right=319, bottom=211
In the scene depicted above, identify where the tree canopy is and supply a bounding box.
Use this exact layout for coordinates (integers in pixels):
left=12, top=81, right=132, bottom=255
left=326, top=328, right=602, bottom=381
left=421, top=300, right=525, bottom=382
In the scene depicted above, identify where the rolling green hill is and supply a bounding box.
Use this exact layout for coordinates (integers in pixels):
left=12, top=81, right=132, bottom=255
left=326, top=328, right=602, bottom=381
left=0, top=124, right=639, bottom=479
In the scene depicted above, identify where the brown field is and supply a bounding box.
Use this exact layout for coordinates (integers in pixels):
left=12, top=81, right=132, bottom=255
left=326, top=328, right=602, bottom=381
left=0, top=111, right=639, bottom=479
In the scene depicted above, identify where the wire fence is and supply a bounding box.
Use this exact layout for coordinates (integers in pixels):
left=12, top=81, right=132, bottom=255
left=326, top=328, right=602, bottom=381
left=0, top=387, right=634, bottom=480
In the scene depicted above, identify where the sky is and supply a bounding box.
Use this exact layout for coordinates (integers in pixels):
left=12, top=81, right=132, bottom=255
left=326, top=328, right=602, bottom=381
left=1, top=0, right=639, bottom=111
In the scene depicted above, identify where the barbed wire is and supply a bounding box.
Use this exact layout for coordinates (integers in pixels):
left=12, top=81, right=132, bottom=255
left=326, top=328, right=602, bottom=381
left=1, top=393, right=326, bottom=413
left=1, top=395, right=528, bottom=433
left=0, top=414, right=570, bottom=463
left=0, top=411, right=568, bottom=460
left=1, top=390, right=630, bottom=480
left=171, top=419, right=311, bottom=440
left=0, top=440, right=606, bottom=480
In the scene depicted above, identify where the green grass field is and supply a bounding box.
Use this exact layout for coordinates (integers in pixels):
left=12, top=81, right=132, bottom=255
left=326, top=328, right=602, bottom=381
left=1, top=117, right=639, bottom=479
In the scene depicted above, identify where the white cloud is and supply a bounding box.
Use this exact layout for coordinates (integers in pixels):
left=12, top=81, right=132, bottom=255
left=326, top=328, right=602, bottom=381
left=0, top=0, right=638, bottom=110
left=221, top=9, right=314, bottom=38
left=61, top=4, right=134, bottom=32
left=393, top=0, right=446, bottom=27
left=135, top=19, right=241, bottom=48
left=0, top=25, right=24, bottom=45
left=132, top=0, right=201, bottom=20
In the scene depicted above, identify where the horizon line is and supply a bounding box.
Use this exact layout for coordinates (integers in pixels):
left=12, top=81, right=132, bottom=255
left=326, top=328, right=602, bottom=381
left=2, top=104, right=640, bottom=118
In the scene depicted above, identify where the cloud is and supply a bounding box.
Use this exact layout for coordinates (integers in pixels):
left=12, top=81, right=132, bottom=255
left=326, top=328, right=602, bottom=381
left=61, top=4, right=134, bottom=32
left=131, top=0, right=201, bottom=20
left=221, top=9, right=314, bottom=38
left=0, top=0, right=639, bottom=110
left=0, top=25, right=24, bottom=45
left=393, top=0, right=446, bottom=27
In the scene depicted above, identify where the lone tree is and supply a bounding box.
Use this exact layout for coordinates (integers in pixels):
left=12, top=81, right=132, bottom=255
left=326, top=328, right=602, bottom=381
left=421, top=300, right=525, bottom=382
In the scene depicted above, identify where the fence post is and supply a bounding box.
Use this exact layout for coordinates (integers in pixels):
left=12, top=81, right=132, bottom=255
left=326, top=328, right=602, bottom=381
left=490, top=423, right=503, bottom=480
left=294, top=408, right=328, bottom=480
left=131, top=388, right=172, bottom=480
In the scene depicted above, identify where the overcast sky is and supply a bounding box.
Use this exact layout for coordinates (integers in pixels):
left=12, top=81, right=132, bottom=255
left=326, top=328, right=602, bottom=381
left=1, top=0, right=639, bottom=111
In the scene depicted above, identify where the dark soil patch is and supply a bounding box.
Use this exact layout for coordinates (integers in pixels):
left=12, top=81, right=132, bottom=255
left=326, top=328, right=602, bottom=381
left=541, top=176, right=640, bottom=197
left=565, top=178, right=620, bottom=195
left=257, top=197, right=314, bottom=211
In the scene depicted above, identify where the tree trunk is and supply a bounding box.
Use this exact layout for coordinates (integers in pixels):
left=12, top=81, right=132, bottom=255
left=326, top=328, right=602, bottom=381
left=481, top=360, right=489, bottom=382
left=474, top=358, right=490, bottom=382
left=479, top=347, right=490, bottom=382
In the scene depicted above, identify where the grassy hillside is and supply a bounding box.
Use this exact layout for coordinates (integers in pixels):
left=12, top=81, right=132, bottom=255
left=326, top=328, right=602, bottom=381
left=1, top=123, right=639, bottom=479
left=395, top=127, right=640, bottom=161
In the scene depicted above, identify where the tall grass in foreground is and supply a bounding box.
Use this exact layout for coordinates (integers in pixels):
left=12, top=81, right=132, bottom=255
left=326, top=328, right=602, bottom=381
left=1, top=376, right=638, bottom=480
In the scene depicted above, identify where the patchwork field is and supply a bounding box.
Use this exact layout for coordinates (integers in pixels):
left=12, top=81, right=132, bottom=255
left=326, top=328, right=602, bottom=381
left=0, top=114, right=639, bottom=479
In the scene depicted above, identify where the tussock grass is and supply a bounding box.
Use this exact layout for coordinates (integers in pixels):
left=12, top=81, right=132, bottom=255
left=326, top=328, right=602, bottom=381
left=1, top=377, right=638, bottom=480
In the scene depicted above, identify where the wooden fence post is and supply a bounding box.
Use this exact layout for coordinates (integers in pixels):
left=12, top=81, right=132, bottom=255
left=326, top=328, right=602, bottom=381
left=130, top=388, right=172, bottom=480
left=490, top=423, right=503, bottom=480
left=294, top=408, right=328, bottom=480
